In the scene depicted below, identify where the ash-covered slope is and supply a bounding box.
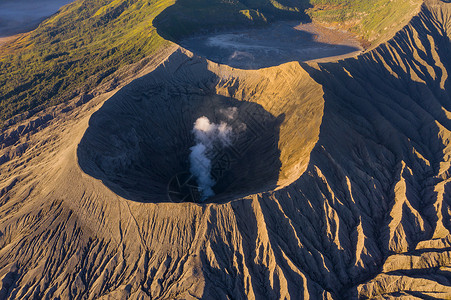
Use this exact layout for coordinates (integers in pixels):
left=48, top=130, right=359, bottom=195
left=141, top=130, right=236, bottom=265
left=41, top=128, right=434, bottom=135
left=0, top=49, right=325, bottom=299
left=77, top=54, right=323, bottom=203
left=0, top=0, right=451, bottom=299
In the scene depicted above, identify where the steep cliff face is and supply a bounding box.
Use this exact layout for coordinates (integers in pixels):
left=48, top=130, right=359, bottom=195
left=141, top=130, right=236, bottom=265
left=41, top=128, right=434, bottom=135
left=315, top=0, right=451, bottom=297
left=1, top=0, right=451, bottom=299
left=300, top=0, right=451, bottom=297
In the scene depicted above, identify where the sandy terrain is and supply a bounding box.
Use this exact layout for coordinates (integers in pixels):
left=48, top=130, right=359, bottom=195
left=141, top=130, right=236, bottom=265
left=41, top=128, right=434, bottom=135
left=0, top=0, right=451, bottom=299
left=181, top=21, right=363, bottom=69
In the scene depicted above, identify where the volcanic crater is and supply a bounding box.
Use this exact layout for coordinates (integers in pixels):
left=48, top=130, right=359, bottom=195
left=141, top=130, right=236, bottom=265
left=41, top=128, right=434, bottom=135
left=77, top=51, right=324, bottom=203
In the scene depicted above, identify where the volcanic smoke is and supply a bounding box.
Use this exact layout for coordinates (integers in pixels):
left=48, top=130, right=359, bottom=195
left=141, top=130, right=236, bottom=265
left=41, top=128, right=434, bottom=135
left=189, top=116, right=232, bottom=201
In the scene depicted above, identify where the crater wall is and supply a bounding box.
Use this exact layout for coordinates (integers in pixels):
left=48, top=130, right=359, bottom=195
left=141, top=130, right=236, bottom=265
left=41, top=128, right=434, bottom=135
left=77, top=50, right=324, bottom=203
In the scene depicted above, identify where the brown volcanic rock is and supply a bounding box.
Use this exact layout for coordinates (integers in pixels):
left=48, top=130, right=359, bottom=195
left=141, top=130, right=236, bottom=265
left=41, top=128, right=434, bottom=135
left=0, top=50, right=324, bottom=299
left=1, top=0, right=451, bottom=299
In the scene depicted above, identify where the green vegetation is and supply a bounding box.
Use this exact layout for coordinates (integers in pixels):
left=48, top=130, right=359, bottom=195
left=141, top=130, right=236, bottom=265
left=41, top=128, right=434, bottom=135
left=0, top=0, right=310, bottom=127
left=0, top=0, right=423, bottom=127
left=307, top=0, right=423, bottom=44
left=0, top=0, right=174, bottom=126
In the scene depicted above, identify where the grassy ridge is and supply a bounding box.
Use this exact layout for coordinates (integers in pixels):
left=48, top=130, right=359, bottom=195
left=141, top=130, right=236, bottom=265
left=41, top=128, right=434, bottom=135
left=0, top=0, right=310, bottom=126
left=0, top=0, right=174, bottom=126
left=308, top=0, right=423, bottom=45
left=0, top=0, right=423, bottom=126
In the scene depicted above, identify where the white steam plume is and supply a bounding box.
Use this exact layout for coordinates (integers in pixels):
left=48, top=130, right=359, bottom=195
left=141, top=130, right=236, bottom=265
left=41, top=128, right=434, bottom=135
left=219, top=107, right=238, bottom=120
left=189, top=116, right=232, bottom=201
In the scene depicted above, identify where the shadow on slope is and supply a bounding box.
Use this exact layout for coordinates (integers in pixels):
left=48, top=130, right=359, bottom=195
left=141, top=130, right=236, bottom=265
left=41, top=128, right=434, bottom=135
left=153, top=0, right=362, bottom=69
left=77, top=53, right=284, bottom=204
left=242, top=6, right=451, bottom=295
left=179, top=22, right=362, bottom=69
left=153, top=0, right=311, bottom=41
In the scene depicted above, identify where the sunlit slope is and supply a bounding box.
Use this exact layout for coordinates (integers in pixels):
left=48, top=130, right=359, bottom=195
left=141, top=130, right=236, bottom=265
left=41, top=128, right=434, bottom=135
left=0, top=51, right=326, bottom=299
left=0, top=0, right=424, bottom=127
left=1, top=0, right=451, bottom=299
left=0, top=0, right=175, bottom=125
left=0, top=0, right=310, bottom=126
left=308, top=0, right=424, bottom=48
left=302, top=0, right=451, bottom=297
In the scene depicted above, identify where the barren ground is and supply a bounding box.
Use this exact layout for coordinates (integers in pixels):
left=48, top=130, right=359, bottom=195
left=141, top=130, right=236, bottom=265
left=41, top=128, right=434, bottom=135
left=1, top=1, right=451, bottom=299
left=181, top=21, right=363, bottom=69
